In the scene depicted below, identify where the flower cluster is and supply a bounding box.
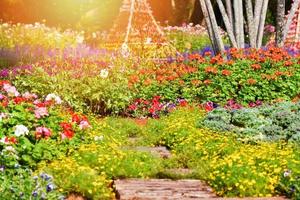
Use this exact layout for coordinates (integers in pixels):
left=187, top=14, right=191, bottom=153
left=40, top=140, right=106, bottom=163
left=0, top=81, right=91, bottom=168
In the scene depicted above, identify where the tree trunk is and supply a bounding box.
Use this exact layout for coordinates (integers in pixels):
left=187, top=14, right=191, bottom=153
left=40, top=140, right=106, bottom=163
left=216, top=0, right=237, bottom=47
left=253, top=0, right=264, bottom=45
left=233, top=0, right=241, bottom=47
left=276, top=0, right=285, bottom=46
left=283, top=0, right=300, bottom=42
left=199, top=0, right=217, bottom=52
left=225, top=0, right=233, bottom=25
left=257, top=0, right=269, bottom=48
left=245, top=0, right=256, bottom=47
left=204, top=0, right=225, bottom=53
left=238, top=0, right=245, bottom=48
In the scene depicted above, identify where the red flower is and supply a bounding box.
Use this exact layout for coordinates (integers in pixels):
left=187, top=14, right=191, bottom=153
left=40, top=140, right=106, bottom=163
left=179, top=100, right=188, bottom=107
left=5, top=136, right=17, bottom=144
left=60, top=122, right=73, bottom=131
left=13, top=97, right=27, bottom=104
left=63, top=129, right=75, bottom=139
left=72, top=114, right=81, bottom=124
left=204, top=103, right=214, bottom=112
left=129, top=104, right=137, bottom=111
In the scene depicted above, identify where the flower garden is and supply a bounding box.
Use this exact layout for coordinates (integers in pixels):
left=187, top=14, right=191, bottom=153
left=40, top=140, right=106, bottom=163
left=1, top=1, right=300, bottom=199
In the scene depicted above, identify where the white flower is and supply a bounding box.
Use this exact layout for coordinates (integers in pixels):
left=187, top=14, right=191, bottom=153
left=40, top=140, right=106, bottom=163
left=4, top=146, right=16, bottom=152
left=76, top=35, right=84, bottom=44
left=14, top=125, right=29, bottom=137
left=0, top=137, right=7, bottom=144
left=0, top=113, right=8, bottom=121
left=45, top=94, right=62, bottom=104
left=94, top=135, right=104, bottom=141
left=145, top=37, right=152, bottom=44
left=121, top=43, right=130, bottom=58
left=100, top=69, right=109, bottom=78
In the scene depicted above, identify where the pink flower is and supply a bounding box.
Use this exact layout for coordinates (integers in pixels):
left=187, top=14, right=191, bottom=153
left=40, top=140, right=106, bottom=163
left=22, top=92, right=38, bottom=99
left=34, top=107, right=48, bottom=119
left=3, top=84, right=19, bottom=97
left=35, top=127, right=52, bottom=139
left=79, top=120, right=91, bottom=130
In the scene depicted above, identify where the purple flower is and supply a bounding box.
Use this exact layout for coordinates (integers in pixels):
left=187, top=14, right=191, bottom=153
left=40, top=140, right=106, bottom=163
left=46, top=183, right=55, bottom=192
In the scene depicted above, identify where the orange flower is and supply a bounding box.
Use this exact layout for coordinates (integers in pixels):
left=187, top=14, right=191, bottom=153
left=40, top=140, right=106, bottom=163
left=284, top=60, right=293, bottom=67
left=204, top=79, right=212, bottom=85
left=191, top=79, right=201, bottom=86
left=129, top=75, right=139, bottom=84
left=251, top=64, right=262, bottom=70
left=221, top=69, right=232, bottom=76
left=274, top=71, right=284, bottom=76
left=179, top=80, right=185, bottom=85
left=204, top=51, right=212, bottom=57
left=247, top=79, right=257, bottom=85
left=144, top=78, right=152, bottom=86
left=205, top=66, right=218, bottom=74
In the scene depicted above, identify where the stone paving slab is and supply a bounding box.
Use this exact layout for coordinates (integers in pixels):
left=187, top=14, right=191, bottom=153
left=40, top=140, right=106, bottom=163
left=114, top=179, right=287, bottom=200
left=115, top=179, right=217, bottom=199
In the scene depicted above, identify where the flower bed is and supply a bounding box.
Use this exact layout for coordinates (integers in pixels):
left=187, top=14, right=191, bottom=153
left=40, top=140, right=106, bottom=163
left=198, top=101, right=300, bottom=142
left=129, top=47, right=300, bottom=106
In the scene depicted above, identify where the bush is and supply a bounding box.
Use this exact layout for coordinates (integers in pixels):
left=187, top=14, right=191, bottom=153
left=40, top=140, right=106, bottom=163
left=198, top=101, right=300, bottom=142
left=0, top=80, right=91, bottom=168
left=12, top=65, right=132, bottom=115
left=129, top=47, right=300, bottom=105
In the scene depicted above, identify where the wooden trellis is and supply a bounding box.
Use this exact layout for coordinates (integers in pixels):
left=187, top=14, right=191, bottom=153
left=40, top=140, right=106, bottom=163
left=106, top=0, right=169, bottom=52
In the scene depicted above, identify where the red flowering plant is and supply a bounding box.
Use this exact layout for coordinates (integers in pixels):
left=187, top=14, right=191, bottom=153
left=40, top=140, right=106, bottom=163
left=128, top=47, right=300, bottom=106
left=0, top=80, right=91, bottom=168
left=126, top=96, right=189, bottom=118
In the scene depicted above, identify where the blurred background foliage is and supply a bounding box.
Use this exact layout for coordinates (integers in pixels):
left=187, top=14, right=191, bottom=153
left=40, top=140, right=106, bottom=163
left=0, top=0, right=294, bottom=31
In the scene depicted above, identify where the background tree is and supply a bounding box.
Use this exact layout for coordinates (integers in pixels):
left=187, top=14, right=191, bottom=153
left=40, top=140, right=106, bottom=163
left=276, top=0, right=286, bottom=46
left=200, top=0, right=270, bottom=53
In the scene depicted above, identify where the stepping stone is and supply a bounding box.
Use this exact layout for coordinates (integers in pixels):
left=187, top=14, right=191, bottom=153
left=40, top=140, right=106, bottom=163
left=114, top=179, right=217, bottom=200
left=134, top=146, right=171, bottom=159
left=122, top=146, right=172, bottom=159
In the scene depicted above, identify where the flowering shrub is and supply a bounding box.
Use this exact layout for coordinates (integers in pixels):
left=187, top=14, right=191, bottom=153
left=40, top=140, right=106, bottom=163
left=198, top=101, right=300, bottom=142
left=130, top=47, right=300, bottom=105
left=12, top=64, right=132, bottom=115
left=126, top=96, right=186, bottom=118
left=0, top=80, right=90, bottom=168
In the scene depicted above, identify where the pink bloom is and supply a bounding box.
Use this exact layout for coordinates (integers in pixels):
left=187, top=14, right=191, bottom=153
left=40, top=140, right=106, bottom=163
left=35, top=127, right=52, bottom=139
left=3, top=84, right=19, bottom=97
left=34, top=107, right=48, bottom=119
left=79, top=120, right=91, bottom=130
left=22, top=92, right=38, bottom=99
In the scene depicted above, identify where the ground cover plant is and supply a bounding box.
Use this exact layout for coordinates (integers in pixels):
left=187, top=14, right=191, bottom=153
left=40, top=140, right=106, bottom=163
left=198, top=101, right=300, bottom=142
